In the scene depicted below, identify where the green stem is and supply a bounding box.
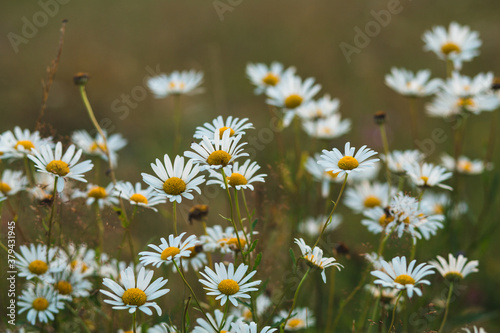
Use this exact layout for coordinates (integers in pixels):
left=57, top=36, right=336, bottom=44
left=24, top=156, right=35, bottom=187
left=173, top=201, right=178, bottom=236
left=281, top=267, right=311, bottom=331
left=234, top=189, right=251, bottom=251
left=379, top=123, right=392, bottom=200
left=95, top=203, right=104, bottom=257
left=438, top=282, right=454, bottom=333
left=46, top=178, right=58, bottom=262
left=387, top=291, right=403, bottom=333
left=132, top=312, right=137, bottom=333
left=173, top=94, right=182, bottom=155
left=325, top=268, right=337, bottom=332
left=367, top=293, right=381, bottom=333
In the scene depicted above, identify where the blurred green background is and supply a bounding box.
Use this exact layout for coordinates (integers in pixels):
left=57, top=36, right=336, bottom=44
left=1, top=0, right=500, bottom=331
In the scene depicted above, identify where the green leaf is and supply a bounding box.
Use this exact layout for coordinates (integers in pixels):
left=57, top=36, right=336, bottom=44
left=289, top=248, right=296, bottom=267
left=252, top=253, right=262, bottom=270
left=251, top=218, right=259, bottom=231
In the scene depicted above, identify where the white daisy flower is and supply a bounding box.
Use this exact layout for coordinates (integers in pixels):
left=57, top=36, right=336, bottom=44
left=199, top=262, right=261, bottom=306
left=147, top=70, right=204, bottom=98
left=141, top=154, right=205, bottom=203
left=149, top=323, right=177, bottom=333
left=64, top=243, right=97, bottom=277
left=192, top=309, right=235, bottom=333
left=194, top=115, right=254, bottom=140
left=170, top=243, right=207, bottom=273
left=441, top=154, right=486, bottom=175
left=18, top=285, right=65, bottom=325
left=28, top=172, right=70, bottom=202
left=246, top=61, right=296, bottom=94
left=365, top=285, right=404, bottom=311
left=344, top=181, right=392, bottom=213
left=231, top=319, right=277, bottom=333
left=0, top=126, right=53, bottom=160
left=461, top=326, right=487, bottom=333
left=361, top=207, right=391, bottom=234
left=301, top=113, right=351, bottom=139
left=184, top=130, right=248, bottom=171
left=274, top=307, right=315, bottom=331
left=347, top=162, right=381, bottom=182
left=318, top=142, right=379, bottom=178
left=231, top=294, right=272, bottom=322
left=382, top=150, right=424, bottom=175
left=429, top=253, right=479, bottom=281
left=28, top=142, right=93, bottom=193
left=72, top=182, right=118, bottom=209
left=100, top=266, right=169, bottom=315
left=72, top=130, right=127, bottom=168
left=371, top=256, right=435, bottom=298
left=364, top=252, right=385, bottom=271
left=294, top=238, right=343, bottom=283
left=16, top=244, right=62, bottom=282
left=296, top=94, right=340, bottom=121
left=298, top=214, right=342, bottom=238
left=426, top=90, right=499, bottom=117
left=405, top=162, right=453, bottom=190
left=385, top=68, right=443, bottom=97
left=201, top=225, right=251, bottom=253
left=304, top=153, right=344, bottom=198
left=420, top=192, right=467, bottom=219
left=444, top=71, right=495, bottom=97
left=99, top=256, right=138, bottom=281
left=0, top=169, right=28, bottom=196
left=139, top=232, right=199, bottom=268
left=266, top=73, right=321, bottom=110
left=52, top=268, right=93, bottom=301
left=114, top=181, right=166, bottom=212
left=422, top=22, right=481, bottom=70
left=207, top=159, right=266, bottom=191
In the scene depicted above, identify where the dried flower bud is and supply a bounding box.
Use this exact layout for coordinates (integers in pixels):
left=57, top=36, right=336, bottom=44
left=188, top=204, right=209, bottom=224
left=74, top=72, right=89, bottom=86
left=374, top=111, right=386, bottom=125
left=492, top=78, right=500, bottom=91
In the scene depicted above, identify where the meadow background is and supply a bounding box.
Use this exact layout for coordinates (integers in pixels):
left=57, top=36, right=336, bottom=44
left=1, top=0, right=500, bottom=331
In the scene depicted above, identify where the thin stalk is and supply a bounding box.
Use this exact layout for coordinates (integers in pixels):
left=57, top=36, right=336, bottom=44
left=325, top=269, right=337, bottom=332
left=173, top=201, right=178, bottom=236
left=182, top=296, right=192, bottom=333
left=378, top=122, right=392, bottom=200
left=446, top=59, right=454, bottom=78
left=95, top=203, right=104, bottom=257
left=387, top=291, right=403, bottom=333
left=281, top=267, right=311, bottom=332
left=173, top=94, right=182, bottom=154
left=132, top=312, right=137, bottom=333
left=377, top=224, right=397, bottom=257
left=367, top=293, right=381, bottom=333
left=408, top=98, right=419, bottom=146
left=438, top=282, right=454, bottom=333
left=234, top=189, right=251, bottom=249
left=24, top=156, right=35, bottom=186
left=46, top=179, right=58, bottom=262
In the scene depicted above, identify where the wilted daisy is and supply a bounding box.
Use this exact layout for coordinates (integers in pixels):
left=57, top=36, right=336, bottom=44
left=139, top=232, right=199, bottom=268
left=371, top=256, right=435, bottom=298
left=147, top=70, right=204, bottom=97
left=142, top=155, right=205, bottom=203
left=72, top=182, right=118, bottom=208
left=201, top=225, right=252, bottom=253
left=52, top=269, right=93, bottom=300
left=385, top=68, right=442, bottom=97
left=461, top=326, right=487, bottom=333
left=207, top=159, right=266, bottom=190
left=441, top=154, right=486, bottom=175
left=199, top=262, right=261, bottom=306
left=0, top=126, right=53, bottom=160
left=275, top=307, right=315, bottom=331
left=185, top=130, right=248, bottom=171
left=422, top=22, right=481, bottom=70
left=17, top=244, right=61, bottom=282
left=114, top=181, right=166, bottom=212
left=430, top=253, right=479, bottom=281
left=298, top=214, right=342, bottom=237
left=382, top=150, right=424, bottom=175
left=344, top=181, right=391, bottom=213
left=405, top=162, right=452, bottom=190
left=18, top=285, right=65, bottom=325
left=72, top=130, right=127, bottom=168
left=294, top=238, right=343, bottom=283
left=100, top=266, right=169, bottom=315
left=0, top=169, right=28, bottom=196
left=28, top=142, right=93, bottom=192
left=246, top=61, right=296, bottom=94
left=194, top=115, right=254, bottom=140
left=304, top=153, right=344, bottom=198
left=318, top=142, right=379, bottom=178
left=296, top=94, right=340, bottom=121
left=192, top=309, right=235, bottom=333
left=301, top=113, right=351, bottom=139
left=231, top=319, right=277, bottom=333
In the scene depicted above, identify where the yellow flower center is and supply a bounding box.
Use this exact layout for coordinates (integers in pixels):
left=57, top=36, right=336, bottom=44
left=441, top=42, right=461, bottom=55
left=70, top=260, right=89, bottom=273
left=227, top=173, right=248, bottom=187
left=186, top=246, right=198, bottom=259
left=288, top=318, right=305, bottom=328
left=394, top=274, right=415, bottom=285
left=219, top=237, right=247, bottom=250
left=219, top=126, right=235, bottom=138
left=28, top=260, right=48, bottom=275
left=163, top=177, right=187, bottom=195
left=444, top=271, right=464, bottom=281
left=434, top=204, right=444, bottom=215
left=457, top=98, right=475, bottom=108
left=122, top=288, right=147, bottom=306
left=88, top=186, right=107, bottom=199
left=55, top=280, right=73, bottom=295
left=217, top=279, right=240, bottom=295
left=46, top=160, right=70, bottom=176
left=161, top=246, right=181, bottom=260
left=207, top=150, right=232, bottom=167
left=337, top=156, right=359, bottom=170
left=284, top=94, right=303, bottom=109
left=458, top=161, right=473, bottom=172
left=169, top=81, right=185, bottom=90
left=16, top=140, right=35, bottom=151
left=325, top=170, right=340, bottom=179
left=0, top=182, right=12, bottom=194
left=364, top=195, right=382, bottom=208
left=243, top=308, right=253, bottom=320
left=32, top=297, right=49, bottom=311
left=378, top=214, right=394, bottom=227
left=90, top=142, right=108, bottom=153
left=420, top=176, right=429, bottom=185
left=130, top=193, right=148, bottom=204
left=262, top=73, right=279, bottom=86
